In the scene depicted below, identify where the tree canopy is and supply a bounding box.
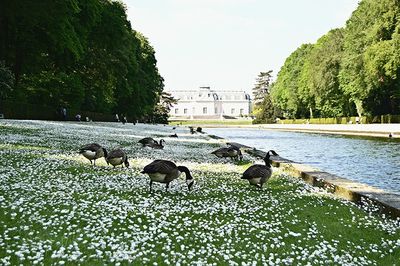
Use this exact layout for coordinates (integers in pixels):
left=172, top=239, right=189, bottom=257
left=0, top=0, right=165, bottom=120
left=257, top=0, right=400, bottom=122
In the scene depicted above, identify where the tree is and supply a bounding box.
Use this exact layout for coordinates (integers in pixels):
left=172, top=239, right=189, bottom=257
left=270, top=44, right=314, bottom=118
left=0, top=61, right=14, bottom=99
left=307, top=28, right=354, bottom=117
left=339, top=0, right=400, bottom=116
left=252, top=70, right=273, bottom=105
left=0, top=0, right=166, bottom=120
left=148, top=91, right=178, bottom=124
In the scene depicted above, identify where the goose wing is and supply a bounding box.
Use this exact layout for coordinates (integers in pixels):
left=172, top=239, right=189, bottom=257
left=107, top=149, right=125, bottom=159
left=242, top=165, right=271, bottom=180
left=211, top=147, right=229, bottom=155
left=139, top=137, right=156, bottom=144
left=143, top=160, right=177, bottom=174
left=80, top=143, right=101, bottom=152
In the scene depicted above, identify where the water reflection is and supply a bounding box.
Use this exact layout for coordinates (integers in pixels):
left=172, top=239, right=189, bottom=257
left=205, top=128, right=400, bottom=195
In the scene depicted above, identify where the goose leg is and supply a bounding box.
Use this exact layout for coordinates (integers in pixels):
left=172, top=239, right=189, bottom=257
left=149, top=180, right=153, bottom=192
left=165, top=182, right=170, bottom=192
left=93, top=159, right=96, bottom=166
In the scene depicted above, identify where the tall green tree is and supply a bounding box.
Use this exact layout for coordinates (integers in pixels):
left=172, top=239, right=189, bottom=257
left=252, top=70, right=277, bottom=123
left=339, top=0, right=400, bottom=116
left=0, top=61, right=14, bottom=99
left=0, top=0, right=165, bottom=120
left=308, top=28, right=353, bottom=117
left=270, top=44, right=314, bottom=118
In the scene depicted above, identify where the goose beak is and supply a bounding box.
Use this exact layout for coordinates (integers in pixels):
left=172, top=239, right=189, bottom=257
left=187, top=179, right=194, bottom=191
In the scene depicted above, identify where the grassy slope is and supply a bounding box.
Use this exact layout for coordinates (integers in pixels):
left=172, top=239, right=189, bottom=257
left=0, top=121, right=399, bottom=265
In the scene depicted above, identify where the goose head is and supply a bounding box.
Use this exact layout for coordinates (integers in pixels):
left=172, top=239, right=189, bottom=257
left=263, top=150, right=278, bottom=166
left=124, top=157, right=130, bottom=168
left=177, top=166, right=194, bottom=191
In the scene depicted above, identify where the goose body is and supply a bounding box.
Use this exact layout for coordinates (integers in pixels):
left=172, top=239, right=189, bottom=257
left=145, top=139, right=165, bottom=149
left=106, top=148, right=129, bottom=168
left=141, top=160, right=194, bottom=192
left=241, top=150, right=278, bottom=188
left=211, top=146, right=242, bottom=161
left=79, top=143, right=107, bottom=166
left=139, top=137, right=157, bottom=146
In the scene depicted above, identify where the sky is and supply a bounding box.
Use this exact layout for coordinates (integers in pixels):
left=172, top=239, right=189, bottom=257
left=124, top=0, right=359, bottom=93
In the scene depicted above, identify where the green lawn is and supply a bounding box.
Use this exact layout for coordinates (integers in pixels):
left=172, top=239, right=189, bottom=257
left=0, top=120, right=399, bottom=265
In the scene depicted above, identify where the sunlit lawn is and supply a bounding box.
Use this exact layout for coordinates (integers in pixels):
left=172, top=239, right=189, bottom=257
left=0, top=120, right=399, bottom=265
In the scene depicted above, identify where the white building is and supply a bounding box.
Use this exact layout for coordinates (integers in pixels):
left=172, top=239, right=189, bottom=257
left=168, top=87, right=252, bottom=119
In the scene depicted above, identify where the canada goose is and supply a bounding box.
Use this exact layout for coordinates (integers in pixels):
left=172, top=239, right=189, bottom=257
left=211, top=146, right=243, bottom=161
left=141, top=160, right=194, bottom=192
left=189, top=126, right=195, bottom=134
left=79, top=143, right=108, bottom=166
left=138, top=137, right=157, bottom=146
left=169, top=133, right=178, bottom=138
left=106, top=148, right=129, bottom=168
left=241, top=150, right=278, bottom=189
left=146, top=139, right=165, bottom=149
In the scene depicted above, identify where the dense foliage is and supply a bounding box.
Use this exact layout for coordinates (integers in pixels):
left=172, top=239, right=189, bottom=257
left=0, top=0, right=164, bottom=120
left=251, top=70, right=279, bottom=124
left=260, top=0, right=400, bottom=121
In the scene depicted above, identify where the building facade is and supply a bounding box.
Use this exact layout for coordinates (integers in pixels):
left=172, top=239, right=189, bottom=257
left=168, top=87, right=251, bottom=119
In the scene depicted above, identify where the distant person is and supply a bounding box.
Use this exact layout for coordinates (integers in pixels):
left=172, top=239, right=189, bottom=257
left=61, top=107, right=67, bottom=121
left=86, top=116, right=90, bottom=122
left=75, top=114, right=81, bottom=122
left=122, top=116, right=127, bottom=124
left=115, top=114, right=119, bottom=122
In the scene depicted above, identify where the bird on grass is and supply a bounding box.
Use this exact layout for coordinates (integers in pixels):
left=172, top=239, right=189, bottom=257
left=169, top=133, right=178, bottom=138
left=141, top=160, right=194, bottom=192
left=106, top=148, right=129, bottom=168
left=138, top=137, right=157, bottom=146
left=79, top=143, right=107, bottom=166
left=211, top=146, right=243, bottom=161
left=145, top=139, right=165, bottom=149
left=241, top=150, right=278, bottom=189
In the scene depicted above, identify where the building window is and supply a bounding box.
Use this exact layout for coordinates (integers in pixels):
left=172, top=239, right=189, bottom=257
left=175, top=109, right=179, bottom=114
left=203, top=107, right=207, bottom=114
left=240, top=109, right=244, bottom=115
left=231, top=108, right=235, bottom=114
left=184, top=108, right=188, bottom=114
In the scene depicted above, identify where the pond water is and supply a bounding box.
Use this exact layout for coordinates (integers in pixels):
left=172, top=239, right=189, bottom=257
left=205, top=127, right=400, bottom=195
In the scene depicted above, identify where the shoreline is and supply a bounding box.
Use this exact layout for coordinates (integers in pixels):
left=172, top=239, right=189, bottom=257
left=205, top=134, right=400, bottom=218
left=199, top=123, right=400, bottom=138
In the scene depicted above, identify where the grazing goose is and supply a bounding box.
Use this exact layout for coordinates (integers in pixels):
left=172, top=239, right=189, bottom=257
left=141, top=160, right=194, bottom=192
left=138, top=137, right=157, bottom=146
left=79, top=143, right=108, bottom=166
left=241, top=150, right=278, bottom=189
left=145, top=139, right=165, bottom=149
left=211, top=146, right=243, bottom=161
left=106, top=148, right=129, bottom=168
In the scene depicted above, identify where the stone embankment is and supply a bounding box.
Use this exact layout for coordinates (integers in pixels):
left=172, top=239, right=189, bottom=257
left=224, top=140, right=400, bottom=218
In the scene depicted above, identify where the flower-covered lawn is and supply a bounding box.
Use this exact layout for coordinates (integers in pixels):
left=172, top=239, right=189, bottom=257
left=0, top=120, right=399, bottom=265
